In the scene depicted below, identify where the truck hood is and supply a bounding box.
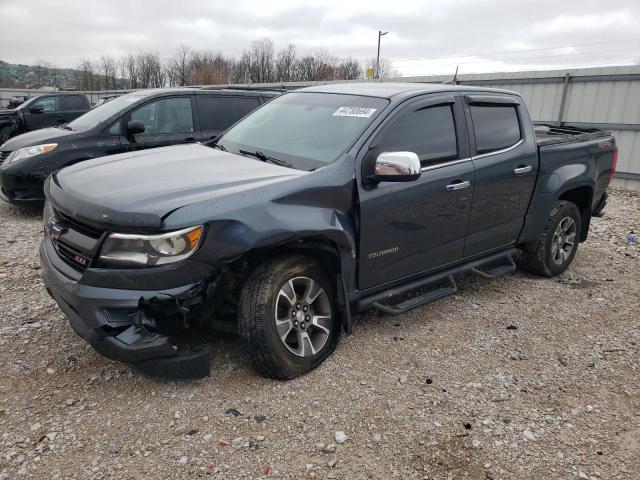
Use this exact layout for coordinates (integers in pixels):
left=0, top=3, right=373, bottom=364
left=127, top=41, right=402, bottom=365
left=0, top=109, right=18, bottom=117
left=1, top=126, right=79, bottom=150
left=49, top=143, right=305, bottom=228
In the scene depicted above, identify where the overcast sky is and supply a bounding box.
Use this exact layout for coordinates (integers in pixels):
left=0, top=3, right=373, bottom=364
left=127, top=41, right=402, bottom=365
left=1, top=0, right=639, bottom=76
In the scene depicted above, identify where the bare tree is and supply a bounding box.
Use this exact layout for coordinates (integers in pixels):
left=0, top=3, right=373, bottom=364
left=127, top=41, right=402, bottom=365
left=133, top=52, right=165, bottom=88
left=336, top=57, right=362, bottom=80
left=275, top=44, right=297, bottom=82
left=245, top=38, right=275, bottom=83
left=32, top=59, right=53, bottom=88
left=166, top=44, right=192, bottom=86
left=188, top=50, right=233, bottom=85
left=75, top=58, right=96, bottom=90
left=295, top=49, right=338, bottom=81
left=63, top=36, right=391, bottom=90
left=100, top=55, right=119, bottom=90
left=366, top=57, right=399, bottom=79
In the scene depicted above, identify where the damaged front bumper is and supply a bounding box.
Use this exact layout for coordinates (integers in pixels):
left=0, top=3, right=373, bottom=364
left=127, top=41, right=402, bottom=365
left=40, top=239, right=212, bottom=379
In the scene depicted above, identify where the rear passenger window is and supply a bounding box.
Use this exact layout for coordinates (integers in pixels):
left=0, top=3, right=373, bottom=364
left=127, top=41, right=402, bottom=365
left=377, top=105, right=457, bottom=166
left=61, top=95, right=85, bottom=110
left=470, top=105, right=521, bottom=154
left=197, top=96, right=261, bottom=132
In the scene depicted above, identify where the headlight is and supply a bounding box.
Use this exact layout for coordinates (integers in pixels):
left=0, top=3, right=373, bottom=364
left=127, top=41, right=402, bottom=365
left=7, top=143, right=57, bottom=163
left=99, top=226, right=203, bottom=267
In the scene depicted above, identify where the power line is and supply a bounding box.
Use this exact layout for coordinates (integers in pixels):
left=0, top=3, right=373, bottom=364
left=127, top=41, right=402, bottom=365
left=394, top=37, right=640, bottom=63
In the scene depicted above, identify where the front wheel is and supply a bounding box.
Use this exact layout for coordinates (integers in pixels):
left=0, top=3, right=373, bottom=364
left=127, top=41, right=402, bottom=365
left=522, top=200, right=582, bottom=277
left=238, top=255, right=340, bottom=379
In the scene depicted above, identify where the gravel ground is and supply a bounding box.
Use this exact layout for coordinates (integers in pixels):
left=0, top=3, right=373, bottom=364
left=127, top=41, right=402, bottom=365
left=0, top=188, right=638, bottom=480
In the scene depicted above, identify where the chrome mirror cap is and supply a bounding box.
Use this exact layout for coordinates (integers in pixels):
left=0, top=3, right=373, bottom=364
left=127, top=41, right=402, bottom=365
left=373, top=151, right=421, bottom=182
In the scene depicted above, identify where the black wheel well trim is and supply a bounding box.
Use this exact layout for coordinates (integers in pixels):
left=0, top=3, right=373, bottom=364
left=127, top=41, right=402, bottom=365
left=556, top=183, right=593, bottom=242
left=231, top=239, right=355, bottom=335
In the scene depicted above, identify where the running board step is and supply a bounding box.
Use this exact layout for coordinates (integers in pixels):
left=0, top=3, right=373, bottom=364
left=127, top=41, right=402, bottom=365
left=372, top=275, right=457, bottom=316
left=471, top=254, right=516, bottom=279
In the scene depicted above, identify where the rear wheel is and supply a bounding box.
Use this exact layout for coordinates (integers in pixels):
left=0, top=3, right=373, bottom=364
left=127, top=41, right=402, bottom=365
left=522, top=200, right=582, bottom=277
left=238, top=255, right=339, bottom=379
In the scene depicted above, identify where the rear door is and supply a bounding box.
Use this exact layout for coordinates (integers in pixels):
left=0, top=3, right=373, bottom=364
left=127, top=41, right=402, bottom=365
left=125, top=96, right=199, bottom=152
left=463, top=94, right=539, bottom=256
left=195, top=94, right=262, bottom=142
left=357, top=93, right=474, bottom=290
left=22, top=96, right=62, bottom=130
left=60, top=95, right=88, bottom=123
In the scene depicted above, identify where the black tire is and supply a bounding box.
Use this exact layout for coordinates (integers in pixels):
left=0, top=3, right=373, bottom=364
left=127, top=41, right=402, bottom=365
left=238, top=255, right=340, bottom=379
left=0, top=126, right=10, bottom=145
left=522, top=200, right=582, bottom=277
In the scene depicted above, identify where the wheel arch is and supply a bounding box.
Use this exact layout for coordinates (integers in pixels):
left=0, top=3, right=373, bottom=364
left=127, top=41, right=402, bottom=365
left=557, top=184, right=593, bottom=242
left=227, top=237, right=355, bottom=335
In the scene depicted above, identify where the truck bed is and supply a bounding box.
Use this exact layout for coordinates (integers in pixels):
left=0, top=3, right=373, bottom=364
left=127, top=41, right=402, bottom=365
left=534, top=123, right=611, bottom=147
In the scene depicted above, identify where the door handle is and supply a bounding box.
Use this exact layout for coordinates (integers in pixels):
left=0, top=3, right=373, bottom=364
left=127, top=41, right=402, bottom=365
left=445, top=180, right=471, bottom=192
left=514, top=165, right=532, bottom=175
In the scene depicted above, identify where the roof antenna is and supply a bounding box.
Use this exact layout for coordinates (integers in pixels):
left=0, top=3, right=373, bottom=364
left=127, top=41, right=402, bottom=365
left=442, top=65, right=459, bottom=85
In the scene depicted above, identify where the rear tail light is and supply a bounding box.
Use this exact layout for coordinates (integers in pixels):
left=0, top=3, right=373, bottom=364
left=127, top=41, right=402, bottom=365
left=608, top=146, right=618, bottom=183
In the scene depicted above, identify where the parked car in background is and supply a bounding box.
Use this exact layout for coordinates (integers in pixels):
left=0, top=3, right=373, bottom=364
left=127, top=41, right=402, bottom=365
left=0, top=87, right=280, bottom=204
left=0, top=93, right=90, bottom=145
left=39, top=83, right=617, bottom=379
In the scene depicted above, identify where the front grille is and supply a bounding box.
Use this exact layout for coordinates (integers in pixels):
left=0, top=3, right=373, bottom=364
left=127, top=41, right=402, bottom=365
left=0, top=151, right=12, bottom=162
left=55, top=209, right=104, bottom=239
left=47, top=209, right=105, bottom=272
left=54, top=241, right=92, bottom=271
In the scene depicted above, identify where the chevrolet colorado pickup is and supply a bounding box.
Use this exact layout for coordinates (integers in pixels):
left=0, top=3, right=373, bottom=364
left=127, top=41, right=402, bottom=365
left=40, top=83, right=617, bottom=380
left=0, top=88, right=279, bottom=204
left=0, top=93, right=90, bottom=145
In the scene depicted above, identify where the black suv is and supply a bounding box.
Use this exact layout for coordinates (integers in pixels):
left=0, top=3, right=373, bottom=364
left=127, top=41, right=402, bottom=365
left=0, top=88, right=279, bottom=204
left=0, top=93, right=91, bottom=144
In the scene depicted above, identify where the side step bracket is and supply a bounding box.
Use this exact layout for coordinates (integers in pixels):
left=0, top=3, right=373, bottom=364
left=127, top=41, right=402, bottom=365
left=470, top=254, right=516, bottom=279
left=372, top=275, right=457, bottom=316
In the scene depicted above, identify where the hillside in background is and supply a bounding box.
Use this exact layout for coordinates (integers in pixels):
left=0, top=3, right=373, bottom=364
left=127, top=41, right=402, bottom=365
left=0, top=60, right=79, bottom=89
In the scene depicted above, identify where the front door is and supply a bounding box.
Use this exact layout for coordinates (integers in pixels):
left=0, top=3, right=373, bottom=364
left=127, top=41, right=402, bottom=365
left=125, top=96, right=200, bottom=152
left=23, top=96, right=62, bottom=130
left=463, top=94, right=539, bottom=257
left=357, top=94, right=474, bottom=290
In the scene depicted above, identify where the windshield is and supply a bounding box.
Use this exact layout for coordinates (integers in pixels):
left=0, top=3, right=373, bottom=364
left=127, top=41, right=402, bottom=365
left=218, top=92, right=388, bottom=170
left=67, top=93, right=146, bottom=132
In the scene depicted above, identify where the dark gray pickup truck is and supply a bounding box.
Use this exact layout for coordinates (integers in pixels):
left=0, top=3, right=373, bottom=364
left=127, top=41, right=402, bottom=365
left=39, top=83, right=617, bottom=379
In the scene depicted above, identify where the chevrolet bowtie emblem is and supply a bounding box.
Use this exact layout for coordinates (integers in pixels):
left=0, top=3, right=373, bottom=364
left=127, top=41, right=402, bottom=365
left=47, top=217, right=67, bottom=242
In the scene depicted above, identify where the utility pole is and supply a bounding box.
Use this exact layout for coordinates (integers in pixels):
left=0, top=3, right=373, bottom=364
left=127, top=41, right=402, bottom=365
left=376, top=30, right=388, bottom=79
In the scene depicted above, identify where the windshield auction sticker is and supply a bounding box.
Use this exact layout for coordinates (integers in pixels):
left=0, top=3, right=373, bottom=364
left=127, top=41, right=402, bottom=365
left=333, top=107, right=377, bottom=118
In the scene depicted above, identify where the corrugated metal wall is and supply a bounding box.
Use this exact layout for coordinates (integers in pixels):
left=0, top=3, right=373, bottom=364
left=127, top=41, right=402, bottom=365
left=2, top=65, right=639, bottom=183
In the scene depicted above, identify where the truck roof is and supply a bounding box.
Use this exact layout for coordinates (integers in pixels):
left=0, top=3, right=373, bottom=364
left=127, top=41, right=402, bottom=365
left=298, top=82, right=518, bottom=99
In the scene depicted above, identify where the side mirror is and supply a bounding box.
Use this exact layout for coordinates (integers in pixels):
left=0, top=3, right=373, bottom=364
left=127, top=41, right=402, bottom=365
left=126, top=120, right=145, bottom=136
left=373, top=152, right=421, bottom=182
left=29, top=106, right=44, bottom=114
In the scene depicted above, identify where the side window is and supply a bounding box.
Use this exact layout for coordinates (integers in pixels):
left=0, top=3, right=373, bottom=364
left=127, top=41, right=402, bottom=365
left=377, top=104, right=458, bottom=166
left=31, top=96, right=58, bottom=112
left=130, top=97, right=193, bottom=135
left=197, top=96, right=261, bottom=131
left=61, top=95, right=86, bottom=111
left=107, top=119, right=122, bottom=136
left=470, top=105, right=521, bottom=154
